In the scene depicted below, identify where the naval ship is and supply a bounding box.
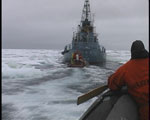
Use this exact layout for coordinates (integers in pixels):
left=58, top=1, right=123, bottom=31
left=62, top=0, right=106, bottom=64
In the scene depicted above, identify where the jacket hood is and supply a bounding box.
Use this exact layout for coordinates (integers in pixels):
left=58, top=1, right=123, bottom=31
left=131, top=40, right=149, bottom=59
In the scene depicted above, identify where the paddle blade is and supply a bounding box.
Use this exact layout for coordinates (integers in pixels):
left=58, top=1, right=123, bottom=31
left=77, top=85, right=108, bottom=105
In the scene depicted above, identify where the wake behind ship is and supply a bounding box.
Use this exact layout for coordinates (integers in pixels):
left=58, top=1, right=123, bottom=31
left=62, top=0, right=106, bottom=65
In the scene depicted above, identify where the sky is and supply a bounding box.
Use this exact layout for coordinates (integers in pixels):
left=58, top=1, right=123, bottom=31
left=2, top=0, right=149, bottom=50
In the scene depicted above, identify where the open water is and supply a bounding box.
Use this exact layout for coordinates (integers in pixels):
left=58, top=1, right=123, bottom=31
left=2, top=49, right=130, bottom=120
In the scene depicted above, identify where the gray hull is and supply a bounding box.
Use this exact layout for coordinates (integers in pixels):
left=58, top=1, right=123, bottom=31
left=63, top=49, right=106, bottom=64
left=62, top=42, right=106, bottom=64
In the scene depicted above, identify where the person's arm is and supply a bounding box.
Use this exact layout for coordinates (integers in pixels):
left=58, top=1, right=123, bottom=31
left=108, top=66, right=126, bottom=91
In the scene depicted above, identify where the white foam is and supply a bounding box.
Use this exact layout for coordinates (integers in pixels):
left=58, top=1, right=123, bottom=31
left=2, top=49, right=62, bottom=79
left=2, top=68, right=92, bottom=120
left=2, top=49, right=131, bottom=120
left=106, top=50, right=130, bottom=64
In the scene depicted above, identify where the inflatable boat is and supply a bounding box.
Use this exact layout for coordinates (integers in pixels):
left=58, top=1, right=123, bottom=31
left=68, top=64, right=85, bottom=68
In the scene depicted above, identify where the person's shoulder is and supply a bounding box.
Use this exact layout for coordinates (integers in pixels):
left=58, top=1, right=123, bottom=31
left=123, top=59, right=136, bottom=67
left=144, top=58, right=149, bottom=61
left=121, top=60, right=131, bottom=66
left=117, top=60, right=131, bottom=71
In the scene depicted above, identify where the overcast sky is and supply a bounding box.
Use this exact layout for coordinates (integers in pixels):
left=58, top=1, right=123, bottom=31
left=2, top=0, right=149, bottom=50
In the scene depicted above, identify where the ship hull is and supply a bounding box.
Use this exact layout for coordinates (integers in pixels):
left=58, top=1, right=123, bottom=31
left=62, top=48, right=106, bottom=64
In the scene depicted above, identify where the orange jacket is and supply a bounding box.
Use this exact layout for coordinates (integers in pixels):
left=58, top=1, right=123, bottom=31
left=108, top=58, right=149, bottom=104
left=108, top=58, right=149, bottom=120
left=73, top=53, right=77, bottom=59
left=79, top=55, right=83, bottom=60
left=73, top=52, right=83, bottom=60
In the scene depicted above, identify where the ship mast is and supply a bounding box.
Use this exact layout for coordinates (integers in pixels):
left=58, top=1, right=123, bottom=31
left=81, top=0, right=92, bottom=25
left=73, top=0, right=96, bottom=43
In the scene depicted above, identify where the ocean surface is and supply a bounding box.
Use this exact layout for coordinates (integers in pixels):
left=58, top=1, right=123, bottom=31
left=2, top=49, right=130, bottom=120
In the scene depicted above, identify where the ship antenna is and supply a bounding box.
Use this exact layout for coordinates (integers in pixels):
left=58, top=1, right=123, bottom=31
left=81, top=0, right=92, bottom=22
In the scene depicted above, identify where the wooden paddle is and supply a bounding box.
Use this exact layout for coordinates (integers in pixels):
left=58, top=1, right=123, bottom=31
left=77, top=85, right=108, bottom=105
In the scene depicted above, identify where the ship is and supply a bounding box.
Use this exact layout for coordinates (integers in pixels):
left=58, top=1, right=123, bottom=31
left=61, top=0, right=106, bottom=65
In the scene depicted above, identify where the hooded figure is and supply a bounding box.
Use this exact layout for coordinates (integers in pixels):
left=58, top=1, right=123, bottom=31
left=131, top=40, right=149, bottom=59
left=108, top=40, right=149, bottom=120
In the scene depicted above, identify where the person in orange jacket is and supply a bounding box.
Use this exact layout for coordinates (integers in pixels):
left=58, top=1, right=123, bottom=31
left=108, top=40, right=149, bottom=120
left=72, top=51, right=85, bottom=65
left=72, top=51, right=80, bottom=64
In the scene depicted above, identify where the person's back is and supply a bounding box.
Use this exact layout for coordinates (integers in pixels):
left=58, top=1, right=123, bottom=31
left=108, top=40, right=149, bottom=120
left=124, top=59, right=148, bottom=103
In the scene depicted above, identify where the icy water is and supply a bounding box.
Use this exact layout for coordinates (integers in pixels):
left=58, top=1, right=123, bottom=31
left=2, top=49, right=130, bottom=120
